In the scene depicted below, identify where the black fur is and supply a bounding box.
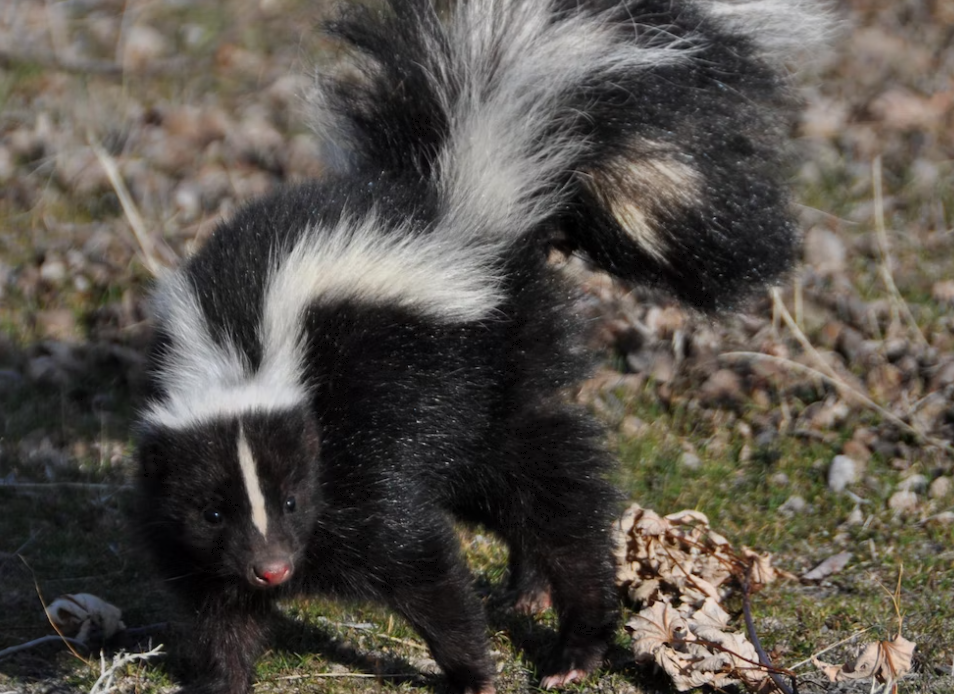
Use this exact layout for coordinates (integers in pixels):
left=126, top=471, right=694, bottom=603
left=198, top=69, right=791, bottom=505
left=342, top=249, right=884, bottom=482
left=136, top=0, right=818, bottom=692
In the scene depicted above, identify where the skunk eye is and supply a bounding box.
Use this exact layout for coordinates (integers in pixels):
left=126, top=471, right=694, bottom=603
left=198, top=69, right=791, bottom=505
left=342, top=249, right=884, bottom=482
left=203, top=508, right=224, bottom=525
left=283, top=496, right=297, bottom=513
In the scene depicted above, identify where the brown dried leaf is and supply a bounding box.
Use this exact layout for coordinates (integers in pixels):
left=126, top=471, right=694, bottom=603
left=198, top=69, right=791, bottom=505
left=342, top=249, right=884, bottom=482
left=689, top=598, right=730, bottom=631
left=801, top=551, right=852, bottom=582
left=742, top=547, right=777, bottom=587
left=627, top=602, right=691, bottom=661
left=813, top=635, right=916, bottom=683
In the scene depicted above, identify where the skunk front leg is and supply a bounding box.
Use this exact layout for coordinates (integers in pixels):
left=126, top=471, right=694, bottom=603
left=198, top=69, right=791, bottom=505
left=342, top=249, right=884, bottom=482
left=361, top=520, right=495, bottom=694
left=183, top=587, right=276, bottom=694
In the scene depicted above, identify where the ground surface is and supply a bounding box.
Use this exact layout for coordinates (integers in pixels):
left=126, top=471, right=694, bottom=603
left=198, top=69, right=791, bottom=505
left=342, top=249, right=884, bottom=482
left=0, top=0, right=952, bottom=693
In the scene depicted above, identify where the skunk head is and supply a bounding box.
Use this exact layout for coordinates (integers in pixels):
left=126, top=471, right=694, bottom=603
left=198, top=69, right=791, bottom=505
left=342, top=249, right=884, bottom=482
left=137, top=405, right=320, bottom=590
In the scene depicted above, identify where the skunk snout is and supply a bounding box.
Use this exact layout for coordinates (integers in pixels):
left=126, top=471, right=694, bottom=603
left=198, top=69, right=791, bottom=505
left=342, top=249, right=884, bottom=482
left=249, top=556, right=293, bottom=587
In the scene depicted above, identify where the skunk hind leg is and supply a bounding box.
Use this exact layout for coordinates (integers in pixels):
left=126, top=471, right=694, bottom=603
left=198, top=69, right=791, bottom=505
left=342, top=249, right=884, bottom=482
left=475, top=403, right=620, bottom=687
left=508, top=549, right=552, bottom=616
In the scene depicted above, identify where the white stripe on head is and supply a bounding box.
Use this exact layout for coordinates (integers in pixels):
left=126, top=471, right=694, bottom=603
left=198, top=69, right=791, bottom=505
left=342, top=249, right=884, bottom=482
left=143, top=269, right=309, bottom=430
left=238, top=424, right=269, bottom=538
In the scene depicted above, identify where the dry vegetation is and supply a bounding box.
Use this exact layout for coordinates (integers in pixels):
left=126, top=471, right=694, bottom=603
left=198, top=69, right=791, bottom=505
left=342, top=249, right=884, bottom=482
left=0, top=0, right=952, bottom=692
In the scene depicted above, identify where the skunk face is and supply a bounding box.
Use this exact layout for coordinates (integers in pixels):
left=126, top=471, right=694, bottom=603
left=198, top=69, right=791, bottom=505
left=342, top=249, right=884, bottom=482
left=137, top=406, right=321, bottom=589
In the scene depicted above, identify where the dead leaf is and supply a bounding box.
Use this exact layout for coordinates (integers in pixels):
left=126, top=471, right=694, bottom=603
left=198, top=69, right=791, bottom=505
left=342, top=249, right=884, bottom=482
left=813, top=635, right=916, bottom=684
left=801, top=552, right=852, bottom=582
left=742, top=547, right=776, bottom=588
left=627, top=602, right=690, bottom=661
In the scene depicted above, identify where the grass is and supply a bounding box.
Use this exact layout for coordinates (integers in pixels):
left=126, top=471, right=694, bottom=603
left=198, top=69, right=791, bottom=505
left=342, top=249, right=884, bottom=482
left=2, top=367, right=951, bottom=692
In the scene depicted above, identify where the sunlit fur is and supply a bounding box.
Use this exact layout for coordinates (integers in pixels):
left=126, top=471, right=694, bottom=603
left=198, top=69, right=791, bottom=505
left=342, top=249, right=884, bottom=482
left=135, top=1, right=825, bottom=692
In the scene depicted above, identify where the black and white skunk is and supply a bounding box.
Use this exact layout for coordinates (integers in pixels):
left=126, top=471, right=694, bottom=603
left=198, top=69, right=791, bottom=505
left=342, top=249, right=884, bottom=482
left=135, top=1, right=826, bottom=692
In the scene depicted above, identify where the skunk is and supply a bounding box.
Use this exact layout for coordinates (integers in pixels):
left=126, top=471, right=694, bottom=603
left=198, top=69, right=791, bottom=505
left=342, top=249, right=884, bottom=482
left=135, top=1, right=826, bottom=692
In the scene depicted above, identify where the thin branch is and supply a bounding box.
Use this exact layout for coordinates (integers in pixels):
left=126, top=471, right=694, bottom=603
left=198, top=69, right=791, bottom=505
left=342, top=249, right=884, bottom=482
left=258, top=672, right=414, bottom=684
left=88, top=136, right=171, bottom=277
left=0, top=635, right=88, bottom=661
left=759, top=291, right=953, bottom=455
left=23, top=556, right=89, bottom=664
left=741, top=575, right=795, bottom=694
left=871, top=157, right=929, bottom=347
left=788, top=628, right=874, bottom=671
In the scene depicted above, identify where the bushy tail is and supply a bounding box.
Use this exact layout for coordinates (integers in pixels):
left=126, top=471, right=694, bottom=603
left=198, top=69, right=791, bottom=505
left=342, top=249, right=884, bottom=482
left=310, top=0, right=829, bottom=310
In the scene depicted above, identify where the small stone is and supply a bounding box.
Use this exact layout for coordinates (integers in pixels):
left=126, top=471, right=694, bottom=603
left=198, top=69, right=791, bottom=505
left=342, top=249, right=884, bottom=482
left=174, top=183, right=202, bottom=222
left=888, top=490, right=918, bottom=513
left=929, top=476, right=951, bottom=499
left=410, top=657, right=441, bottom=675
left=651, top=351, right=676, bottom=384
left=266, top=74, right=311, bottom=108
left=72, top=275, right=91, bottom=293
left=56, top=146, right=110, bottom=196
left=26, top=356, right=69, bottom=387
left=619, top=415, right=648, bottom=439
left=644, top=305, right=686, bottom=339
left=897, top=474, right=928, bottom=494
left=699, top=369, right=743, bottom=407
left=842, top=438, right=871, bottom=465
left=803, top=227, right=846, bottom=276
left=930, top=359, right=954, bottom=390
left=123, top=25, right=169, bottom=71
left=890, top=457, right=911, bottom=471
left=286, top=133, right=324, bottom=179
left=39, top=258, right=67, bottom=284
left=867, top=363, right=903, bottom=402
left=779, top=495, right=807, bottom=517
left=932, top=280, right=954, bottom=306
left=0, top=145, right=13, bottom=183
left=35, top=309, right=77, bottom=340
left=843, top=506, right=864, bottom=526
left=802, top=551, right=852, bottom=581
left=883, top=338, right=909, bottom=362
left=770, top=472, right=789, bottom=487
left=680, top=452, right=702, bottom=471
left=925, top=512, right=954, bottom=526
left=828, top=455, right=858, bottom=493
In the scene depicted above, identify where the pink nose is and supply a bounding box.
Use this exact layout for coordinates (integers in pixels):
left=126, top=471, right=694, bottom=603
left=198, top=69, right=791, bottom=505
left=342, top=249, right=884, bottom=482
left=253, top=561, right=292, bottom=586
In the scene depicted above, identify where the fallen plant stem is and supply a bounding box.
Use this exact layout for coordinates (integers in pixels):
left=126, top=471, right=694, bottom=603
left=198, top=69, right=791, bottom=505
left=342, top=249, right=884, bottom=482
left=258, top=673, right=413, bottom=684
left=0, top=635, right=88, bottom=661
left=872, top=157, right=929, bottom=347
left=23, top=556, right=89, bottom=664
left=322, top=619, right=429, bottom=650
left=89, top=135, right=172, bottom=277
left=741, top=576, right=795, bottom=694
left=788, top=628, right=873, bottom=671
